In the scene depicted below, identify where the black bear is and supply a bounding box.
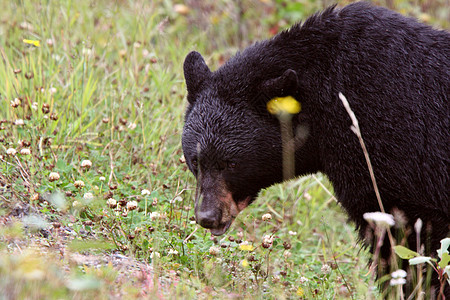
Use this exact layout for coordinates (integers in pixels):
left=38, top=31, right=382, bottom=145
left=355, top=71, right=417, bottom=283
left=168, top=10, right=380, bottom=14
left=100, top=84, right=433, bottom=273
left=182, top=1, right=449, bottom=295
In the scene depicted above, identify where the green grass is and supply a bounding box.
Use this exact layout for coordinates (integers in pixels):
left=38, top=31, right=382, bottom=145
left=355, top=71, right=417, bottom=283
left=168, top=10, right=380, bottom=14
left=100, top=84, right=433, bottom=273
left=0, top=0, right=447, bottom=299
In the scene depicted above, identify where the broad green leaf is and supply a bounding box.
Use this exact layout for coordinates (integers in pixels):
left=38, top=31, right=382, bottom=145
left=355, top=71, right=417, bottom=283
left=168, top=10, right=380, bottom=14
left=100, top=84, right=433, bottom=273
left=394, top=245, right=419, bottom=259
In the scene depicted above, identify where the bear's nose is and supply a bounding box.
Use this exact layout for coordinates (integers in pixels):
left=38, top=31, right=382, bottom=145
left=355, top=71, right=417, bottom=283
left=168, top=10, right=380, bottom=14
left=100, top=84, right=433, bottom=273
left=196, top=210, right=220, bottom=229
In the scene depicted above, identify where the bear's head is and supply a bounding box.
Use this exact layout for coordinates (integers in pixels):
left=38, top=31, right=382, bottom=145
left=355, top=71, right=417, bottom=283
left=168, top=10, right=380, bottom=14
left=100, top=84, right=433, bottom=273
left=182, top=51, right=309, bottom=235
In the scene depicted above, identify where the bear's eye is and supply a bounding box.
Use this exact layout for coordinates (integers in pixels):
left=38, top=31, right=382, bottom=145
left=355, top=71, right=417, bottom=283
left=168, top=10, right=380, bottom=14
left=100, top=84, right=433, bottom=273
left=227, top=161, right=237, bottom=170
left=191, top=158, right=198, bottom=169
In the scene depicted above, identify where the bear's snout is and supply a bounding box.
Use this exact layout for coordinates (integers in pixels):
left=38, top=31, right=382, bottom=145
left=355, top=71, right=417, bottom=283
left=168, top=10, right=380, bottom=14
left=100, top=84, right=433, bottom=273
left=196, top=209, right=221, bottom=229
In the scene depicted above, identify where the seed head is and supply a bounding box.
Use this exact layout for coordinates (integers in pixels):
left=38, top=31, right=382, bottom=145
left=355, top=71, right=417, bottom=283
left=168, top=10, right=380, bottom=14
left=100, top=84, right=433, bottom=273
left=321, top=264, right=331, bottom=274
left=209, top=246, right=220, bottom=256
left=81, top=159, right=92, bottom=169
left=48, top=172, right=60, bottom=182
left=127, top=200, right=138, bottom=211
left=20, top=148, right=31, bottom=155
left=74, top=180, right=85, bottom=189
left=6, top=148, right=17, bottom=156
left=262, top=213, right=272, bottom=221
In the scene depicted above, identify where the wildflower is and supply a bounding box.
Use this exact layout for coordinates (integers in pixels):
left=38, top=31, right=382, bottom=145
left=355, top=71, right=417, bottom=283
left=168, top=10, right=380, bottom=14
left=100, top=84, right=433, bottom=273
left=363, top=212, right=395, bottom=228
left=48, top=172, right=60, bottom=182
left=23, top=39, right=40, bottom=47
left=14, top=119, right=24, bottom=126
left=150, top=211, right=160, bottom=220
left=49, top=87, right=57, bottom=94
left=391, top=269, right=407, bottom=279
left=179, top=155, right=186, bottom=164
left=288, top=230, right=297, bottom=236
left=46, top=38, right=54, bottom=46
left=127, top=200, right=138, bottom=211
left=283, top=250, right=292, bottom=258
left=80, top=159, right=92, bottom=169
left=267, top=96, right=301, bottom=115
left=209, top=246, right=220, bottom=256
left=170, top=196, right=183, bottom=204
left=127, top=123, right=136, bottom=130
left=119, top=49, right=127, bottom=58
left=106, top=198, right=117, bottom=208
left=241, top=259, right=249, bottom=267
left=409, top=256, right=432, bottom=265
left=321, top=264, right=331, bottom=274
left=239, top=244, right=255, bottom=251
left=31, top=102, right=38, bottom=110
left=262, top=213, right=272, bottom=221
left=296, top=287, right=305, bottom=297
left=150, top=251, right=160, bottom=259
left=102, top=117, right=109, bottom=124
left=74, top=180, right=85, bottom=189
left=168, top=249, right=179, bottom=255
left=141, top=189, right=151, bottom=196
left=262, top=235, right=273, bottom=248
left=390, top=278, right=407, bottom=286
left=20, top=148, right=31, bottom=155
left=152, top=197, right=158, bottom=205
left=437, top=237, right=450, bottom=259
left=6, top=148, right=17, bottom=156
left=83, top=192, right=94, bottom=201
left=10, top=98, right=21, bottom=108
left=99, top=176, right=106, bottom=181
left=299, top=276, right=309, bottom=284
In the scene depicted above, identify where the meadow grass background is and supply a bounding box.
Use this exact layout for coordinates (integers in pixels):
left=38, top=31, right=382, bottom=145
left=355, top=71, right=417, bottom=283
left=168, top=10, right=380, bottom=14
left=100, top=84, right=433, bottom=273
left=0, top=0, right=447, bottom=299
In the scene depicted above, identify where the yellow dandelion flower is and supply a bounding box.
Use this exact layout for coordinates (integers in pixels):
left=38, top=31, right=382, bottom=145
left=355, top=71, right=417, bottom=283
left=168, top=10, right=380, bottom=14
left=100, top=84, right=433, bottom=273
left=267, top=96, right=301, bottom=115
left=23, top=39, right=40, bottom=47
left=238, top=244, right=255, bottom=251
left=241, top=259, right=249, bottom=267
left=296, top=287, right=305, bottom=297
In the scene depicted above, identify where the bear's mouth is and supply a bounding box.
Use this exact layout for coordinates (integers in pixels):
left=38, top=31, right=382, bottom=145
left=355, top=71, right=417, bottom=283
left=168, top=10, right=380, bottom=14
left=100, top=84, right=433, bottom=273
left=209, top=220, right=233, bottom=236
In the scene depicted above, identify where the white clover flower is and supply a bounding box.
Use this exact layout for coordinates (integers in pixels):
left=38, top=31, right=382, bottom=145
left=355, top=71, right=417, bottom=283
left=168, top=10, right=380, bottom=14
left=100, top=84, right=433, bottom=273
left=127, top=200, right=138, bottom=211
left=74, top=180, right=85, bottom=189
left=49, top=87, right=57, bottom=94
left=262, top=213, right=272, bottom=221
left=6, top=148, right=17, bottom=155
left=31, top=102, right=38, bottom=110
left=14, top=119, right=24, bottom=126
left=168, top=249, right=179, bottom=255
left=127, top=123, right=137, bottom=130
left=391, top=269, right=407, bottom=279
left=150, top=251, right=160, bottom=259
left=99, top=176, right=106, bottom=181
left=106, top=198, right=117, bottom=208
left=189, top=220, right=196, bottom=225
left=72, top=200, right=82, bottom=208
left=262, top=235, right=273, bottom=245
left=83, top=192, right=94, bottom=201
left=10, top=98, right=21, bottom=107
left=48, top=172, right=60, bottom=182
left=299, top=276, right=309, bottom=284
left=363, top=212, right=395, bottom=228
left=46, top=38, right=54, bottom=46
left=321, top=264, right=331, bottom=274
left=81, top=159, right=92, bottom=169
left=288, top=230, right=298, bottom=236
left=20, top=148, right=31, bottom=155
left=141, top=189, right=151, bottom=196
left=390, top=278, right=407, bottom=286
left=150, top=211, right=160, bottom=220
left=283, top=250, right=292, bottom=258
left=209, top=246, right=220, bottom=256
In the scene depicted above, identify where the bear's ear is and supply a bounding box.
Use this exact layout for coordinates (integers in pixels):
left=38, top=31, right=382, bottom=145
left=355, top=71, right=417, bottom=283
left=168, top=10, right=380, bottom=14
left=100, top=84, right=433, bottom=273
left=184, top=51, right=212, bottom=104
left=262, top=69, right=299, bottom=98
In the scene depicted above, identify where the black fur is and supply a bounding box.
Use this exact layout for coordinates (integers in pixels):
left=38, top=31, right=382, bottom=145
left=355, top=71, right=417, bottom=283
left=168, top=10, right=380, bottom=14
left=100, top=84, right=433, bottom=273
left=182, top=2, right=449, bottom=295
